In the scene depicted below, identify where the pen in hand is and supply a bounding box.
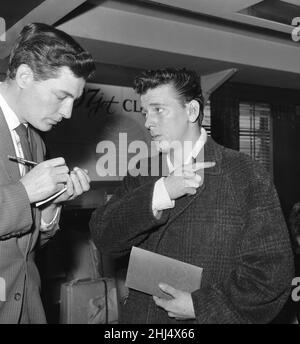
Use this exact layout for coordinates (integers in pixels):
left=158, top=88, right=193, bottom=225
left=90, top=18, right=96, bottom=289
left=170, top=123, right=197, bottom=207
left=8, top=155, right=90, bottom=206
left=8, top=155, right=38, bottom=166
left=8, top=155, right=89, bottom=174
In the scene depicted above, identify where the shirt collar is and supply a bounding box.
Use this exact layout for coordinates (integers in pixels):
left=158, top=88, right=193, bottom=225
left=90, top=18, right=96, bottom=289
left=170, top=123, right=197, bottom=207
left=167, top=127, right=208, bottom=173
left=0, top=87, right=21, bottom=131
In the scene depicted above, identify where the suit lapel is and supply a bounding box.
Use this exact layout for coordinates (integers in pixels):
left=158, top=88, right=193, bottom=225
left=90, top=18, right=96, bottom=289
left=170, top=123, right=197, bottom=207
left=0, top=106, right=33, bottom=255
left=0, top=107, right=21, bottom=181
left=0, top=107, right=44, bottom=255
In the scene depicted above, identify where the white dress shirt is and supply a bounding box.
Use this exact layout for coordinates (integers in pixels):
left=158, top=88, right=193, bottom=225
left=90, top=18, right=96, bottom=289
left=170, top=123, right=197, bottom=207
left=152, top=127, right=208, bottom=216
left=0, top=90, right=60, bottom=230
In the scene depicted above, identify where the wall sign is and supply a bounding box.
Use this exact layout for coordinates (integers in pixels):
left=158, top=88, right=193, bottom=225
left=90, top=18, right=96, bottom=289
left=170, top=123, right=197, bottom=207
left=44, top=83, right=152, bottom=182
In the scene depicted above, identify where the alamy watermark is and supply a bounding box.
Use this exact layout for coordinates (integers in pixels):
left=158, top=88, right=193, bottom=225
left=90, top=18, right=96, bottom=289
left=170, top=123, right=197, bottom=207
left=291, top=17, right=300, bottom=42
left=0, top=277, right=5, bottom=301
left=0, top=17, right=5, bottom=42
left=95, top=133, right=205, bottom=178
left=292, top=277, right=300, bottom=302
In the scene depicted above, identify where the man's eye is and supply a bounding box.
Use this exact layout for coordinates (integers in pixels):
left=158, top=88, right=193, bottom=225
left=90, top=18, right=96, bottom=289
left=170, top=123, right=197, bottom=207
left=141, top=111, right=148, bottom=117
left=56, top=95, right=66, bottom=101
left=155, top=107, right=163, bottom=113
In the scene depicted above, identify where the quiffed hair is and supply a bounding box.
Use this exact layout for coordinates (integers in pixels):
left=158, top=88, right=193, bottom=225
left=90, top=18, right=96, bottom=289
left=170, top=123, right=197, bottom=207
left=7, top=22, right=95, bottom=81
left=134, top=68, right=204, bottom=123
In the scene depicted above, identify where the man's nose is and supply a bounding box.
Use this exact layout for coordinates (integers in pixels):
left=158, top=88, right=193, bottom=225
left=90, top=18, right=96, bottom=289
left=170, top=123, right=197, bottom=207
left=144, top=113, right=155, bottom=129
left=60, top=100, right=73, bottom=119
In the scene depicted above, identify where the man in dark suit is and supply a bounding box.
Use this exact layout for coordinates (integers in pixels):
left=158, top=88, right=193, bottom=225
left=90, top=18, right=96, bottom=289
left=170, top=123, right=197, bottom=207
left=0, top=23, right=95, bottom=323
left=90, top=68, right=294, bottom=323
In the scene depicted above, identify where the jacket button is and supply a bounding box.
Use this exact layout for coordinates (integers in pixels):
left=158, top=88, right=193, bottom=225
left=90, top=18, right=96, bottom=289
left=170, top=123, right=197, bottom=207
left=14, top=293, right=21, bottom=301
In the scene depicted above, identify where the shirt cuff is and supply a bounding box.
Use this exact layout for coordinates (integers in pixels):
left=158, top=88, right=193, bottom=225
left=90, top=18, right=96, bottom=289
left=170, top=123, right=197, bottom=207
left=152, top=177, right=175, bottom=216
left=40, top=206, right=61, bottom=232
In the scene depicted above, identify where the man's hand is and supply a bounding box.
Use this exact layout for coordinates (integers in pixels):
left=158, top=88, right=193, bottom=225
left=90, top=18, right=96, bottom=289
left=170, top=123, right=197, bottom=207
left=52, top=167, right=91, bottom=204
left=39, top=167, right=90, bottom=225
left=164, top=162, right=215, bottom=200
left=153, top=283, right=196, bottom=320
left=20, top=157, right=69, bottom=203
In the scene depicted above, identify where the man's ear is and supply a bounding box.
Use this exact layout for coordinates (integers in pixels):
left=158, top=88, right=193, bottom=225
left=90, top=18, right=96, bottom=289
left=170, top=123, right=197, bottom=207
left=187, top=100, right=200, bottom=123
left=15, top=64, right=34, bottom=89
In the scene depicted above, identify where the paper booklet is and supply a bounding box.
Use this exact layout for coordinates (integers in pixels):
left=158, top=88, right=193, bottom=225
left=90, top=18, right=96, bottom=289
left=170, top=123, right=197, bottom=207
left=125, top=246, right=203, bottom=299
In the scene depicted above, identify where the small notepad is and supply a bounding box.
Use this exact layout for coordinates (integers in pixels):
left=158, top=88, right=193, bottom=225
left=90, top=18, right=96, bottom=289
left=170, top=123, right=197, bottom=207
left=35, top=186, right=67, bottom=207
left=125, top=246, right=203, bottom=299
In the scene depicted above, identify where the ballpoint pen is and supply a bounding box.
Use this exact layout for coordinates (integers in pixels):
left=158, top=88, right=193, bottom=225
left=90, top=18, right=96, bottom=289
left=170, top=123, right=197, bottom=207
left=8, top=155, right=89, bottom=173
left=8, top=155, right=38, bottom=166
left=8, top=154, right=67, bottom=206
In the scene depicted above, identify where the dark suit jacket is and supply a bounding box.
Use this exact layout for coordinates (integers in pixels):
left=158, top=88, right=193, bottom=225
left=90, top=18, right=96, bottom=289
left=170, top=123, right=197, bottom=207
left=90, top=136, right=294, bottom=324
left=0, top=107, right=57, bottom=323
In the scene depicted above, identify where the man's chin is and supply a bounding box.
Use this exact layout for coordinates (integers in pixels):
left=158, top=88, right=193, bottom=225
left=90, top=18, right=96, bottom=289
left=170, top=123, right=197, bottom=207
left=38, top=123, right=53, bottom=132
left=155, top=141, right=171, bottom=153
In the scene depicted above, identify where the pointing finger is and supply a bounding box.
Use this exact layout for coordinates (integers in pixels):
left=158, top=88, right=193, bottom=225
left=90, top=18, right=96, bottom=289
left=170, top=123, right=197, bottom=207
left=192, top=161, right=216, bottom=172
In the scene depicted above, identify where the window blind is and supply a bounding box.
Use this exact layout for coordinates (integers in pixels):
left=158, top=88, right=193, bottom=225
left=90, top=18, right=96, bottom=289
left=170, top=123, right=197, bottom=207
left=239, top=102, right=273, bottom=173
left=202, top=101, right=211, bottom=136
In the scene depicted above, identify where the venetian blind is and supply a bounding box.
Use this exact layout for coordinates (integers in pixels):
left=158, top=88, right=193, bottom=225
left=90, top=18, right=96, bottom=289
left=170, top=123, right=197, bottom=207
left=202, top=101, right=211, bottom=136
left=239, top=102, right=273, bottom=173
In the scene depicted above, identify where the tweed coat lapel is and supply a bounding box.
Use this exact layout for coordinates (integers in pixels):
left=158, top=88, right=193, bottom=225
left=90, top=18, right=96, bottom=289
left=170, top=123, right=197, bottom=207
left=166, top=136, right=223, bottom=225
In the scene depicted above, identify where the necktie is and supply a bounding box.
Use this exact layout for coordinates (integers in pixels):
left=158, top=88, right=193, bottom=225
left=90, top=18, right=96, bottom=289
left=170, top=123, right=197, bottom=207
left=15, top=123, right=33, bottom=172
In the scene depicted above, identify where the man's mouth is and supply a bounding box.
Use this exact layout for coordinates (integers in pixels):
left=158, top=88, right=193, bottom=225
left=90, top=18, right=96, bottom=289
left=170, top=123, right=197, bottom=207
left=49, top=118, right=62, bottom=125
left=151, top=134, right=161, bottom=140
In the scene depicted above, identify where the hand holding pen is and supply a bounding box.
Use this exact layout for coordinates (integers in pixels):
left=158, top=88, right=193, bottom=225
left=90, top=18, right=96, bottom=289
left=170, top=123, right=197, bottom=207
left=9, top=155, right=90, bottom=206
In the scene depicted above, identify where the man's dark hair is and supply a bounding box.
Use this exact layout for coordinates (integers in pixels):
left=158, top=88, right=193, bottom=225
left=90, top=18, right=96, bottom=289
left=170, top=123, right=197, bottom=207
left=7, top=22, right=95, bottom=81
left=134, top=68, right=204, bottom=124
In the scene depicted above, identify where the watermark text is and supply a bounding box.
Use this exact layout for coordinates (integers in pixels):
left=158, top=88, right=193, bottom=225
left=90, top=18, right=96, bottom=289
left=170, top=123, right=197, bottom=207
left=0, top=277, right=6, bottom=301
left=0, top=17, right=5, bottom=42
left=291, top=17, right=300, bottom=42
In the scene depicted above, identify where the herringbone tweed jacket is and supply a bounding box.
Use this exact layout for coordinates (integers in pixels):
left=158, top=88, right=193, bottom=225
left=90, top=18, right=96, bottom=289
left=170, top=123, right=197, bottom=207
left=90, top=136, right=294, bottom=324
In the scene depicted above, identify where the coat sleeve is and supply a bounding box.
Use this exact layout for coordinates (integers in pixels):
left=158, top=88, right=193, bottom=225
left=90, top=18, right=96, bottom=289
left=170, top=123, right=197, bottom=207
left=36, top=138, right=61, bottom=249
left=90, top=175, right=170, bottom=257
left=0, top=181, right=33, bottom=239
left=191, top=169, right=294, bottom=324
left=37, top=207, right=62, bottom=249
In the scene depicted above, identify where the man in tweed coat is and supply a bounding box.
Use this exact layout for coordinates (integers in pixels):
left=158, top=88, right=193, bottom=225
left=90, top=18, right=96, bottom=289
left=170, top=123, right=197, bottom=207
left=0, top=23, right=95, bottom=323
left=90, top=68, right=294, bottom=324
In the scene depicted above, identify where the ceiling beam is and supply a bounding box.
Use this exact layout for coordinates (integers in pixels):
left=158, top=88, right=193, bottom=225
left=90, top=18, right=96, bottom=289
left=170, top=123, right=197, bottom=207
left=57, top=4, right=300, bottom=74
left=282, top=0, right=300, bottom=5
left=0, top=0, right=87, bottom=59
left=146, top=0, right=262, bottom=14
left=146, top=0, right=294, bottom=34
